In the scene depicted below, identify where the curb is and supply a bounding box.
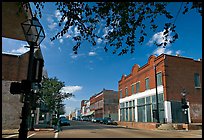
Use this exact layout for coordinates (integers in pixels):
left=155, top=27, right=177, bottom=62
left=31, top=128, right=54, bottom=131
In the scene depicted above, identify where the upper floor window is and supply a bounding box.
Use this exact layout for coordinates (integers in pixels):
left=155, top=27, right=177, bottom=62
left=131, top=84, right=134, bottom=94
left=194, top=73, right=201, bottom=88
left=125, top=88, right=128, bottom=96
left=157, top=72, right=162, bottom=86
left=145, top=78, right=150, bottom=90
left=136, top=82, right=140, bottom=93
left=120, top=90, right=122, bottom=98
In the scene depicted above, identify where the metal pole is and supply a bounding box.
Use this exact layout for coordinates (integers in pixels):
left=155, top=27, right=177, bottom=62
left=18, top=43, right=34, bottom=139
left=30, top=109, right=35, bottom=131
left=154, top=65, right=160, bottom=123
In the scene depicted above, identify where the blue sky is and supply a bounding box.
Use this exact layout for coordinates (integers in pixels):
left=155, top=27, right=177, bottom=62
left=2, top=2, right=202, bottom=116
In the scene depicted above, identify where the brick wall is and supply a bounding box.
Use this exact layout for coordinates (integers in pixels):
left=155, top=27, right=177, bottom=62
left=165, top=55, right=202, bottom=123
left=118, top=54, right=165, bottom=98
left=2, top=52, right=29, bottom=81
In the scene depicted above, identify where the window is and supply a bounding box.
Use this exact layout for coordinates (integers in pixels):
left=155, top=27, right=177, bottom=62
left=157, top=72, right=162, bottom=86
left=125, top=88, right=128, bottom=96
left=137, top=98, right=145, bottom=122
left=145, top=78, right=150, bottom=90
left=131, top=84, right=134, bottom=94
left=136, top=82, right=140, bottom=93
left=194, top=73, right=201, bottom=88
left=120, top=90, right=122, bottom=98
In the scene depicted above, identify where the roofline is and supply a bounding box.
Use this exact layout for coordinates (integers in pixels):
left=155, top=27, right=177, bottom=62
left=118, top=53, right=201, bottom=83
left=2, top=51, right=23, bottom=56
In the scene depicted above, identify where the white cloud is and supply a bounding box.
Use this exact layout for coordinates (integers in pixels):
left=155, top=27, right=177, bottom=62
left=175, top=50, right=181, bottom=55
left=88, top=51, right=97, bottom=56
left=60, top=86, right=83, bottom=93
left=153, top=47, right=173, bottom=56
left=11, top=46, right=29, bottom=54
left=147, top=29, right=172, bottom=47
left=71, top=54, right=78, bottom=59
left=59, top=39, right=63, bottom=43
left=74, top=26, right=80, bottom=36
left=97, top=38, right=102, bottom=44
left=70, top=53, right=86, bottom=60
left=55, top=10, right=62, bottom=21
left=48, top=22, right=57, bottom=30
left=58, top=47, right=61, bottom=52
left=47, top=16, right=54, bottom=23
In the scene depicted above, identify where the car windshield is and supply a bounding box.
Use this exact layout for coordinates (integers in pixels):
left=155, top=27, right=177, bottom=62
left=104, top=117, right=111, bottom=120
left=61, top=118, right=68, bottom=121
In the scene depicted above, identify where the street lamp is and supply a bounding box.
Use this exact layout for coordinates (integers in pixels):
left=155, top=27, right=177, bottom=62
left=21, top=16, right=45, bottom=46
left=18, top=15, right=45, bottom=139
left=181, top=89, right=189, bottom=124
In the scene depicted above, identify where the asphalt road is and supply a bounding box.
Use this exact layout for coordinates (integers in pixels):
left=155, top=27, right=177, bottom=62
left=3, top=120, right=202, bottom=138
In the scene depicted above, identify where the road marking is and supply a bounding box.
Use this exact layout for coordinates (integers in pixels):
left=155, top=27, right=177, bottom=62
left=54, top=132, right=59, bottom=138
left=27, top=133, right=36, bottom=138
left=5, top=134, right=18, bottom=138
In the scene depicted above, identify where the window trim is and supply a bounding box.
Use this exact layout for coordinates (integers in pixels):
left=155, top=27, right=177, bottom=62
left=136, top=81, right=140, bottom=93
left=125, top=87, right=128, bottom=96
left=119, top=89, right=123, bottom=98
left=194, top=73, right=201, bottom=88
left=131, top=84, right=135, bottom=94
left=156, top=71, right=163, bottom=86
left=145, top=77, right=150, bottom=90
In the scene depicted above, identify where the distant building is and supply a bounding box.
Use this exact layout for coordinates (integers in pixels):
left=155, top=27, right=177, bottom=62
left=118, top=54, right=202, bottom=124
left=81, top=89, right=118, bottom=121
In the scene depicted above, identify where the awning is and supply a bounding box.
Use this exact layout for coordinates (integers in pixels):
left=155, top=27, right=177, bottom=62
left=82, top=111, right=95, bottom=117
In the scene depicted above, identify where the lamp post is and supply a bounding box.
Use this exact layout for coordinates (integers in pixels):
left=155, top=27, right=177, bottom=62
left=19, top=15, right=45, bottom=139
left=153, top=55, right=166, bottom=124
left=30, top=83, right=40, bottom=131
left=181, top=89, right=189, bottom=124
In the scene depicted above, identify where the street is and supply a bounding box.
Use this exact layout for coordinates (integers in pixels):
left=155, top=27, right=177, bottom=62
left=3, top=120, right=202, bottom=138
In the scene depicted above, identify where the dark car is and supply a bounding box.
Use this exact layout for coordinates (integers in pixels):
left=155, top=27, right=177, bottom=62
left=93, top=118, right=103, bottom=123
left=102, top=117, right=115, bottom=125
left=60, top=117, right=70, bottom=126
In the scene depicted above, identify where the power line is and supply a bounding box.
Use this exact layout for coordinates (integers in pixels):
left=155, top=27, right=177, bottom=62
left=173, top=2, right=183, bottom=24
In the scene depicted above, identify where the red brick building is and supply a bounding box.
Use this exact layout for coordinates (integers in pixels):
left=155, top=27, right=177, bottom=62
left=90, top=89, right=118, bottom=121
left=118, top=54, right=202, bottom=124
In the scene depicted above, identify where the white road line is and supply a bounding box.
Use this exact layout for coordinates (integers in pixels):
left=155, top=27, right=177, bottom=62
left=54, top=132, right=59, bottom=138
left=5, top=134, right=18, bottom=138
left=27, top=133, right=36, bottom=138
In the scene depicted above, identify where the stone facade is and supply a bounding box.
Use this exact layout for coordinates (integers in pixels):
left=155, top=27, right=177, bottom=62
left=2, top=80, right=23, bottom=129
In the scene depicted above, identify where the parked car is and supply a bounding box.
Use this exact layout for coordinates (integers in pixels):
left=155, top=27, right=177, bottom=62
left=72, top=117, right=76, bottom=120
left=60, top=117, right=70, bottom=126
left=102, top=117, right=115, bottom=125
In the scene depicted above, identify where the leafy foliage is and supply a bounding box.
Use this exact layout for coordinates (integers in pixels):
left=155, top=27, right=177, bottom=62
left=23, top=2, right=202, bottom=55
left=39, top=77, right=74, bottom=114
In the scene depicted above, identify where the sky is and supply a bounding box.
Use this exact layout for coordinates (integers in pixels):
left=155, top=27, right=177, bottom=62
left=2, top=2, right=202, bottom=116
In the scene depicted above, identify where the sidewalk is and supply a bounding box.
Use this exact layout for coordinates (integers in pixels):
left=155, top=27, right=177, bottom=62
left=2, top=123, right=54, bottom=135
left=32, top=123, right=54, bottom=131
